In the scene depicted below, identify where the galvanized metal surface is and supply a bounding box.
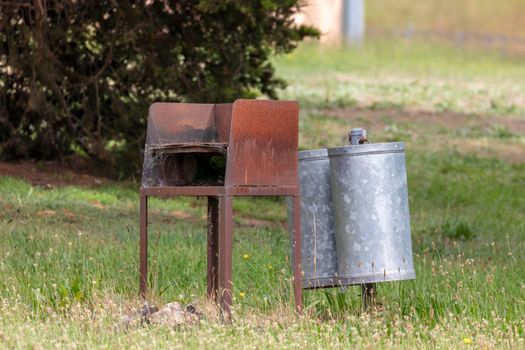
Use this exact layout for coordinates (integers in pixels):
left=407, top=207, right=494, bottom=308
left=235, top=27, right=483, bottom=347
left=349, top=127, right=368, bottom=145
left=139, top=99, right=302, bottom=320
left=328, top=142, right=415, bottom=284
left=289, top=149, right=340, bottom=289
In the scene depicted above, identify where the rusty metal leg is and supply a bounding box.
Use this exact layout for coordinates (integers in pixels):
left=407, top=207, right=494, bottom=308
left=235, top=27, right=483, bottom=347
left=292, top=195, right=303, bottom=314
left=207, top=196, right=220, bottom=301
left=218, top=196, right=233, bottom=322
left=361, top=283, right=376, bottom=311
left=139, top=195, right=148, bottom=298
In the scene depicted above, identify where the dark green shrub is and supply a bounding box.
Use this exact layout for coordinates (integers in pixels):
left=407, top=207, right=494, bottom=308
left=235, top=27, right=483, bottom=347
left=0, top=0, right=318, bottom=177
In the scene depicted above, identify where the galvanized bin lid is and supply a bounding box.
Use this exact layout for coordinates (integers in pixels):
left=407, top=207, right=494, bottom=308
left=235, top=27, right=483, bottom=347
left=327, top=142, right=405, bottom=157
left=298, top=148, right=328, bottom=161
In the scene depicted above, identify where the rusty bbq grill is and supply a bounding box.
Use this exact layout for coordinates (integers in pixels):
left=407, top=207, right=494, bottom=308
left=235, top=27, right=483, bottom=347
left=139, top=99, right=302, bottom=320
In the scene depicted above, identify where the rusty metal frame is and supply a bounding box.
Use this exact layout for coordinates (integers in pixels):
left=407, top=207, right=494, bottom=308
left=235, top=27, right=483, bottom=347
left=139, top=99, right=302, bottom=321
left=139, top=189, right=302, bottom=321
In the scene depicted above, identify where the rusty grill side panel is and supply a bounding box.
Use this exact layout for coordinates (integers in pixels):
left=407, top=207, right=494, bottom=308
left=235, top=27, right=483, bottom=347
left=143, top=103, right=232, bottom=188
left=214, top=104, right=233, bottom=143
left=225, top=99, right=299, bottom=187
left=146, top=103, right=216, bottom=144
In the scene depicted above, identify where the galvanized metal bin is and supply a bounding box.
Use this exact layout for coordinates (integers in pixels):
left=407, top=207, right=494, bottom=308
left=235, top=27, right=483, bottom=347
left=288, top=149, right=340, bottom=289
left=328, top=142, right=415, bottom=284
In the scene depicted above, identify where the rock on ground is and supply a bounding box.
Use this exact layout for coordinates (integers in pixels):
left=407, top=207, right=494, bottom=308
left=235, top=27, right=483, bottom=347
left=117, top=302, right=202, bottom=330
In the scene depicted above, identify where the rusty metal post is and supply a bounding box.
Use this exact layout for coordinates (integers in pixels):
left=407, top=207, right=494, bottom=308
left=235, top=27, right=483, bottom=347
left=361, top=283, right=376, bottom=310
left=207, top=196, right=220, bottom=301
left=292, top=195, right=303, bottom=313
left=139, top=195, right=148, bottom=298
left=218, top=196, right=233, bottom=321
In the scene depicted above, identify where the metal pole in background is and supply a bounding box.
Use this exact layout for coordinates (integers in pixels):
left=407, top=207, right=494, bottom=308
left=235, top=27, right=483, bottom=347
left=343, top=0, right=365, bottom=46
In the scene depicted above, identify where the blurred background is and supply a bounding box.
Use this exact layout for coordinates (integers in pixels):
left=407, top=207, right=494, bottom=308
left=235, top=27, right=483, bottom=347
left=297, top=0, right=525, bottom=55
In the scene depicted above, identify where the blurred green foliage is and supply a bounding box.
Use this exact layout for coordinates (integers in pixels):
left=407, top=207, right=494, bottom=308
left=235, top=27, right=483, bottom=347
left=0, top=1, right=318, bottom=177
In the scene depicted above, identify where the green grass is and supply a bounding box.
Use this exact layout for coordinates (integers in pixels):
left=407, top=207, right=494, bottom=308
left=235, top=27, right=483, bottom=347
left=1, top=41, right=525, bottom=348
left=277, top=41, right=525, bottom=79
left=274, top=41, right=525, bottom=117
left=1, top=151, right=524, bottom=348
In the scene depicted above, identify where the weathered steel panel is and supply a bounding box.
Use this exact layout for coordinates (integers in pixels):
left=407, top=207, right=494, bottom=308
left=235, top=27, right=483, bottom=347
left=225, top=99, right=298, bottom=187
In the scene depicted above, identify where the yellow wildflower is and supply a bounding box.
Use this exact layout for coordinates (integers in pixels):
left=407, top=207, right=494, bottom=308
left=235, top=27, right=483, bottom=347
left=463, top=337, right=472, bottom=345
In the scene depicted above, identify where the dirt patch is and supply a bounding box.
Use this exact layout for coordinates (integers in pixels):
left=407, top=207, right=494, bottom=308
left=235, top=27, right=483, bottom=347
left=168, top=210, right=194, bottom=220
left=154, top=209, right=284, bottom=229
left=321, top=106, right=525, bottom=163
left=236, top=216, right=286, bottom=229
left=445, top=138, right=525, bottom=164
left=324, top=107, right=525, bottom=134
left=36, top=209, right=57, bottom=217
left=0, top=159, right=112, bottom=187
left=89, top=200, right=108, bottom=209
